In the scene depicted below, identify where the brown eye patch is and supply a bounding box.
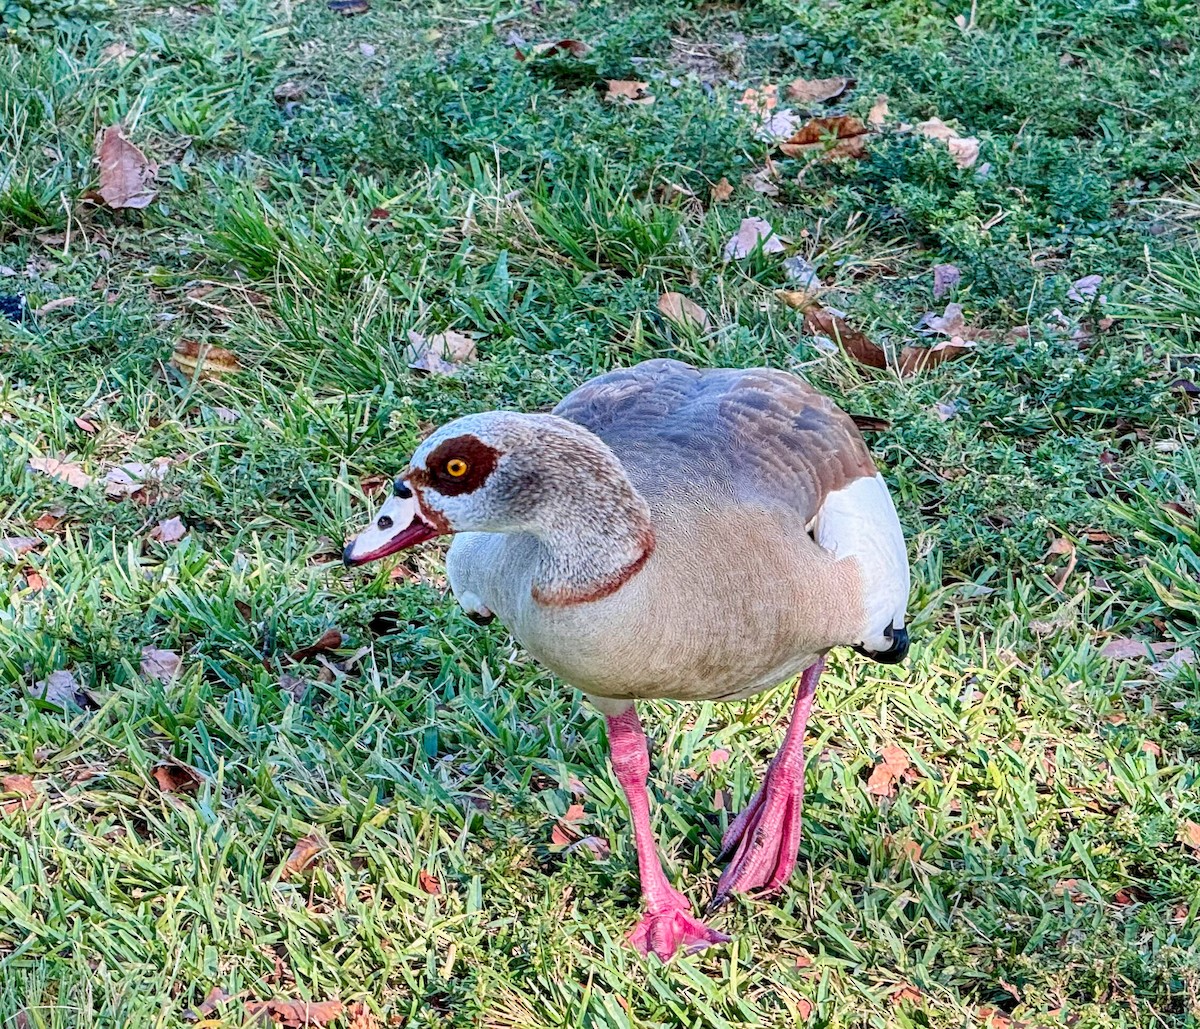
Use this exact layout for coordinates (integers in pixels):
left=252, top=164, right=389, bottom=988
left=419, top=435, right=501, bottom=496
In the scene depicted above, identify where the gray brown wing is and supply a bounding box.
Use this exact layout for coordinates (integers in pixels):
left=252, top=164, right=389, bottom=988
left=553, top=359, right=876, bottom=522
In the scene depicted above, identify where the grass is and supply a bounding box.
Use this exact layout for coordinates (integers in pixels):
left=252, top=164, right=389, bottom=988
left=2, top=0, right=1200, bottom=1025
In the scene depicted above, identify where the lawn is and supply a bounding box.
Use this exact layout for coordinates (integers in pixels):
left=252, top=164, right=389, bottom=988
left=2, top=0, right=1200, bottom=1025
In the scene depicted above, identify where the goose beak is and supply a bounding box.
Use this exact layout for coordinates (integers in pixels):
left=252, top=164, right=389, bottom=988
left=343, top=483, right=440, bottom=566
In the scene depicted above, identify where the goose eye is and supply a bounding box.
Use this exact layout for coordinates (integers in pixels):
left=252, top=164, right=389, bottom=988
left=445, top=458, right=469, bottom=478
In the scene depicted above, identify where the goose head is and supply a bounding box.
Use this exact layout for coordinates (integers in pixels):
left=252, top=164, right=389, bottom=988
left=343, top=412, right=654, bottom=595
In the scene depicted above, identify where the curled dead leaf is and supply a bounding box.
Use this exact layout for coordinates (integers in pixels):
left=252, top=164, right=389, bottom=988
left=282, top=831, right=328, bottom=880
left=566, top=834, right=610, bottom=859
left=914, top=117, right=980, bottom=169
left=785, top=76, right=851, bottom=104
left=865, top=745, right=911, bottom=798
left=95, top=124, right=157, bottom=209
left=28, top=456, right=94, bottom=490
left=290, top=629, right=343, bottom=663
left=516, top=38, right=591, bottom=60
left=867, top=94, right=889, bottom=128
left=185, top=986, right=231, bottom=1021
left=141, top=646, right=182, bottom=683
left=1068, top=274, right=1103, bottom=303
left=152, top=761, right=202, bottom=794
left=150, top=516, right=188, bottom=543
left=34, top=296, right=78, bottom=317
left=897, top=337, right=976, bottom=376
left=170, top=339, right=243, bottom=380
left=245, top=998, right=345, bottom=1027
left=657, top=292, right=711, bottom=330
left=418, top=869, right=441, bottom=894
left=779, top=116, right=871, bottom=160
left=1, top=775, right=40, bottom=817
left=803, top=308, right=886, bottom=369
left=722, top=217, right=786, bottom=261
left=849, top=413, right=891, bottom=431
left=104, top=459, right=170, bottom=499
left=710, top=177, right=733, bottom=203
left=1099, top=638, right=1151, bottom=660
left=605, top=80, right=654, bottom=104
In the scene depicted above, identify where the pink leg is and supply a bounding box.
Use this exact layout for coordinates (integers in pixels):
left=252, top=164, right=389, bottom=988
left=606, top=707, right=730, bottom=960
left=712, top=657, right=823, bottom=910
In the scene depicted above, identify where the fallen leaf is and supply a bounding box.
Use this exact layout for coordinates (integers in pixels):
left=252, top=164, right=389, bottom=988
left=803, top=308, right=887, bottom=369
left=795, top=998, right=813, bottom=1021
left=1, top=775, right=40, bottom=817
left=977, top=1006, right=1012, bottom=1028
left=743, top=165, right=780, bottom=195
left=170, top=339, right=243, bottom=380
left=282, top=832, right=328, bottom=880
left=550, top=822, right=577, bottom=846
left=891, top=984, right=923, bottom=1005
left=100, top=41, right=137, bottom=63
left=404, top=329, right=477, bottom=374
left=1104, top=713, right=1127, bottom=725
left=273, top=80, right=305, bottom=102
left=34, top=296, right=77, bottom=317
left=1141, top=741, right=1162, bottom=758
left=933, top=263, right=961, bottom=299
left=24, top=571, right=46, bottom=592
left=605, top=80, right=654, bottom=104
left=245, top=999, right=345, bottom=1027
left=867, top=94, right=889, bottom=128
left=74, top=416, right=97, bottom=434
left=914, top=117, right=980, bottom=168
left=1112, top=888, right=1135, bottom=906
left=185, top=987, right=231, bottom=1021
left=933, top=400, right=960, bottom=421
left=33, top=509, right=64, bottom=531
left=1173, top=903, right=1190, bottom=922
left=849, top=413, right=891, bottom=431
left=795, top=954, right=814, bottom=970
left=737, top=84, right=778, bottom=114
left=95, top=124, right=157, bottom=210
left=898, top=337, right=976, bottom=376
left=150, top=516, right=188, bottom=543
left=152, top=761, right=202, bottom=794
left=346, top=1001, right=380, bottom=1029
left=783, top=255, right=821, bottom=291
left=29, top=669, right=86, bottom=709
left=776, top=289, right=817, bottom=311
left=708, top=748, right=731, bottom=767
left=28, top=456, right=94, bottom=490
left=865, top=745, right=911, bottom=798
left=290, top=629, right=343, bottom=663
left=563, top=803, right=585, bottom=822
left=900, top=840, right=922, bottom=861
left=0, top=537, right=40, bottom=561
left=779, top=115, right=871, bottom=159
left=757, top=109, right=803, bottom=142
left=1043, top=537, right=1078, bottom=590
left=279, top=672, right=308, bottom=704
left=1068, top=274, right=1103, bottom=303
left=710, top=177, right=734, bottom=203
left=212, top=406, right=241, bottom=423
left=785, top=76, right=850, bottom=104
left=104, top=459, right=169, bottom=499
left=922, top=302, right=969, bottom=337
left=1152, top=648, right=1196, bottom=681
left=141, top=646, right=182, bottom=683
left=1100, top=638, right=1151, bottom=660
left=566, top=834, right=611, bottom=859
left=657, top=292, right=711, bottom=330
left=516, top=38, right=591, bottom=60
left=418, top=869, right=441, bottom=894
left=723, top=216, right=786, bottom=261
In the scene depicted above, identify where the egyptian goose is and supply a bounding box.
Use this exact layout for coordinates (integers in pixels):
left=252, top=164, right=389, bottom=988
left=344, top=359, right=910, bottom=960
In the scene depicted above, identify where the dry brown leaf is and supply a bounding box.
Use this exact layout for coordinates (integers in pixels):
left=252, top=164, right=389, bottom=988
left=605, top=80, right=654, bottom=104
left=803, top=308, right=887, bottom=369
left=185, top=987, right=231, bottom=1021
left=274, top=80, right=305, bottom=102
left=141, top=646, right=182, bottom=683
left=1141, top=741, right=1162, bottom=758
left=516, top=38, right=591, bottom=60
left=24, top=571, right=46, bottom=592
left=795, top=998, right=813, bottom=1021
left=657, top=292, right=711, bottom=330
left=170, top=339, right=243, bottom=380
left=722, top=216, right=786, bottom=261
left=867, top=94, right=889, bottom=128
left=785, top=76, right=851, bottom=104
left=95, top=124, right=157, bottom=210
left=897, top=338, right=976, bottom=376
left=290, top=629, right=343, bottom=663
left=865, top=745, right=911, bottom=798
left=346, top=1001, right=380, bottom=1029
left=977, top=1007, right=1012, bottom=1029
left=933, top=263, right=961, bottom=299
left=1, top=775, right=40, bottom=817
left=710, top=177, right=734, bottom=203
left=74, top=416, right=98, bottom=434
left=849, top=413, right=892, bottom=432
left=33, top=510, right=64, bottom=531
left=923, top=302, right=969, bottom=337
left=1100, top=638, right=1151, bottom=660
left=891, top=984, right=923, bottom=1005
left=418, top=869, right=441, bottom=894
left=150, top=516, right=188, bottom=544
left=28, top=456, right=94, bottom=490
left=104, top=459, right=169, bottom=499
left=743, top=165, right=780, bottom=196
left=563, top=802, right=585, bottom=822
left=404, top=329, right=477, bottom=374
left=1180, top=820, right=1200, bottom=852
left=34, top=296, right=78, bottom=317
left=245, top=999, right=345, bottom=1027
left=779, top=115, right=871, bottom=160
left=775, top=289, right=819, bottom=311
left=100, top=41, right=137, bottom=64
left=914, top=117, right=980, bottom=168
left=282, top=832, right=328, bottom=880
left=30, top=669, right=86, bottom=709
left=152, top=761, right=202, bottom=794
left=1043, top=537, right=1077, bottom=590
left=737, top=84, right=778, bottom=114
left=550, top=821, right=577, bottom=846
left=0, top=537, right=40, bottom=561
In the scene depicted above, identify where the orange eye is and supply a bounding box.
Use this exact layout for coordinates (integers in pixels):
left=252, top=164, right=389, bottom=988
left=445, top=458, right=468, bottom=478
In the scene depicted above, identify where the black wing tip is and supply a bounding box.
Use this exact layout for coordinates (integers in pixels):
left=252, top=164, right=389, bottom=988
left=854, top=626, right=910, bottom=665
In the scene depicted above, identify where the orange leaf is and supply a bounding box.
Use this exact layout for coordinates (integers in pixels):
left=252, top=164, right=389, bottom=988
left=1180, top=820, right=1200, bottom=851
left=605, top=80, right=654, bottom=104
left=95, top=124, right=157, bottom=209
left=778, top=116, right=871, bottom=160
left=737, top=84, right=778, bottom=114
left=245, top=998, right=344, bottom=1027
left=563, top=803, right=585, bottom=822
left=976, top=1006, right=1012, bottom=1029
left=282, top=832, right=328, bottom=880
left=1, top=774, right=40, bottom=817
left=185, top=987, right=231, bottom=1020
left=865, top=745, right=911, bottom=798
left=418, top=869, right=441, bottom=894
left=795, top=997, right=813, bottom=1020
left=891, top=984, right=923, bottom=1005
left=152, top=761, right=202, bottom=794
left=803, top=308, right=886, bottom=369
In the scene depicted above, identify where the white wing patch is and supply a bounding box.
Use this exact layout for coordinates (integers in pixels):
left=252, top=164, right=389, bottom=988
left=812, top=473, right=910, bottom=651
